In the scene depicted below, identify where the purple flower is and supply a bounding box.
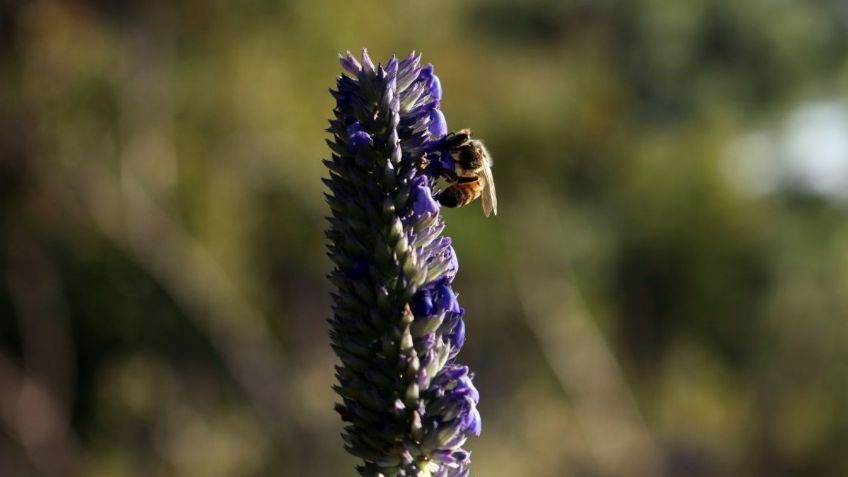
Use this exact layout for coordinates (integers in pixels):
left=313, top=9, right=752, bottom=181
left=429, top=109, right=448, bottom=137
left=345, top=119, right=372, bottom=151
left=325, top=50, right=481, bottom=477
left=412, top=176, right=440, bottom=216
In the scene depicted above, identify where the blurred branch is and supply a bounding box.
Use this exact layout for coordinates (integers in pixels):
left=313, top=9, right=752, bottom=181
left=513, top=274, right=662, bottom=477
left=17, top=4, right=299, bottom=443
left=2, top=239, right=78, bottom=477
left=116, top=17, right=296, bottom=438
left=32, top=150, right=299, bottom=441
left=117, top=173, right=296, bottom=437
left=506, top=193, right=663, bottom=477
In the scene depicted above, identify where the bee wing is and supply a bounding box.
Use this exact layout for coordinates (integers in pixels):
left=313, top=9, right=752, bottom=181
left=479, top=147, right=497, bottom=217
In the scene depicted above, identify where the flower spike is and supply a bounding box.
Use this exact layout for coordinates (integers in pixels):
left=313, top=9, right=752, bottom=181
left=325, top=51, right=481, bottom=477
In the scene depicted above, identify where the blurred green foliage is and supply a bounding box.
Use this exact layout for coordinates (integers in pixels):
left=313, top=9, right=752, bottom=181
left=2, top=0, right=848, bottom=476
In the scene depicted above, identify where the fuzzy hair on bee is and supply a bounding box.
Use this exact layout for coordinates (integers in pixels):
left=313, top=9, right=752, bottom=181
left=437, top=129, right=498, bottom=217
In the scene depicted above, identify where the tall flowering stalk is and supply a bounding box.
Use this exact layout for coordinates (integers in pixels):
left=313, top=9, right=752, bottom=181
left=324, top=50, right=481, bottom=477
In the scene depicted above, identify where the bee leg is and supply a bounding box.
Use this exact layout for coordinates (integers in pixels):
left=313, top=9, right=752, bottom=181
left=442, top=164, right=459, bottom=181
left=435, top=152, right=458, bottom=180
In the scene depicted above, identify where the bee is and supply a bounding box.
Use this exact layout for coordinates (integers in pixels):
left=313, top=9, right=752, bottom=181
left=436, top=129, right=498, bottom=217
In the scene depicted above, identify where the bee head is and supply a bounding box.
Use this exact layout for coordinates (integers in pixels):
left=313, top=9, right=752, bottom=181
left=443, top=128, right=473, bottom=150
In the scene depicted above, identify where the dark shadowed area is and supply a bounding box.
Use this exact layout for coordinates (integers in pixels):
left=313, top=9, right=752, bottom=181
left=2, top=1, right=848, bottom=476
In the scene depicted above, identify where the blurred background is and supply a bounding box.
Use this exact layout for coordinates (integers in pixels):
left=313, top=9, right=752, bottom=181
left=2, top=0, right=848, bottom=476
